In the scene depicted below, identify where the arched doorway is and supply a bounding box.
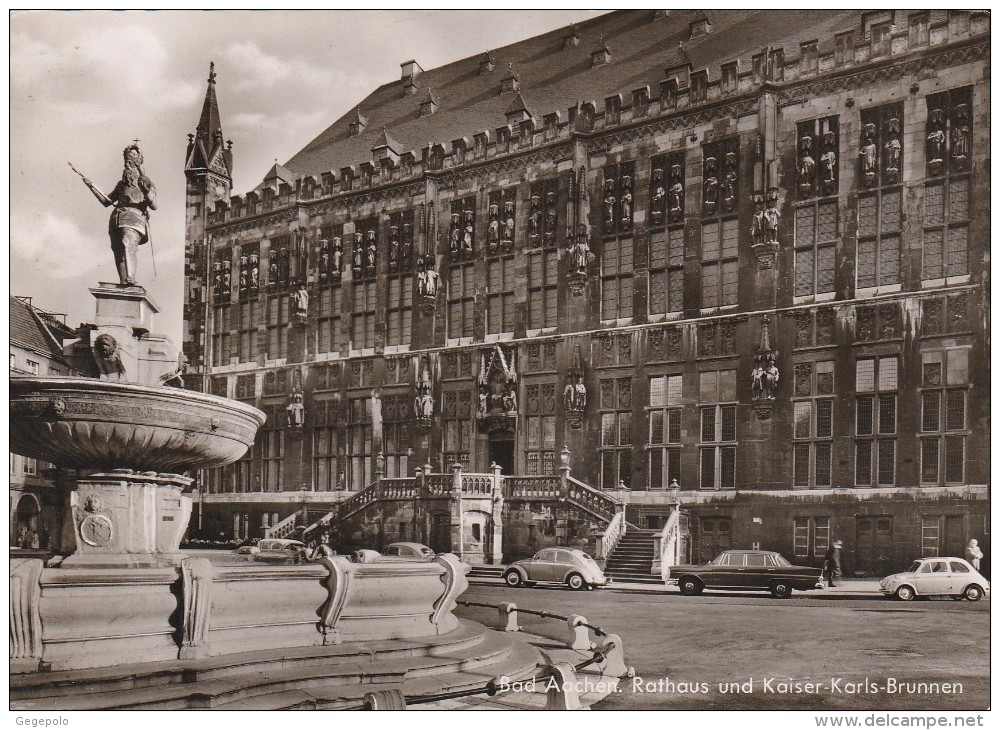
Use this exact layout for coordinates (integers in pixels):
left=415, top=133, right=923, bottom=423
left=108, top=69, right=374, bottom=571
left=13, top=494, right=41, bottom=548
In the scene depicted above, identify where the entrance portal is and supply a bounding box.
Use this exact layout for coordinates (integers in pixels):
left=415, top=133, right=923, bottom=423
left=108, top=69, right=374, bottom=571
left=488, top=440, right=515, bottom=475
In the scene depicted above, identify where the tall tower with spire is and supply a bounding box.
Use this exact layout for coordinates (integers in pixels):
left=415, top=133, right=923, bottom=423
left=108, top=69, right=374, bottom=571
left=183, top=62, right=233, bottom=381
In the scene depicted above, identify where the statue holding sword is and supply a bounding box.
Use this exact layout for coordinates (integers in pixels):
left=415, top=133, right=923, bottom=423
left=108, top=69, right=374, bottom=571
left=70, top=141, right=157, bottom=287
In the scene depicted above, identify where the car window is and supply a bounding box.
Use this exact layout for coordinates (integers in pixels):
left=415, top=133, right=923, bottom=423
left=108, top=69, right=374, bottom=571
left=385, top=546, right=399, bottom=555
left=746, top=554, right=767, bottom=567
left=908, top=561, right=923, bottom=572
left=536, top=549, right=555, bottom=561
left=950, top=562, right=970, bottom=573
left=917, top=562, right=932, bottom=573
left=555, top=552, right=576, bottom=564
left=421, top=548, right=435, bottom=557
left=712, top=553, right=730, bottom=566
left=931, top=561, right=949, bottom=573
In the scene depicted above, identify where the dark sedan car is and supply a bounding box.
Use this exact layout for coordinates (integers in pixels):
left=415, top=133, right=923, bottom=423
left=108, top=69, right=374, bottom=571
left=666, top=550, right=824, bottom=598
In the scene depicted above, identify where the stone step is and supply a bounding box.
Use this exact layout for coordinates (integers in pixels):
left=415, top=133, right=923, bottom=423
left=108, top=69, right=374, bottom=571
left=12, top=625, right=535, bottom=711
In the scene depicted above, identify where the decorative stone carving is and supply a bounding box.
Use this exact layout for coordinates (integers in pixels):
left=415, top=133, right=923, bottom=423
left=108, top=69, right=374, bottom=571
left=9, top=558, right=44, bottom=673
left=883, top=116, right=902, bottom=184
left=668, top=163, right=685, bottom=223
left=927, top=107, right=946, bottom=176
left=721, top=151, right=738, bottom=212
left=619, top=174, right=633, bottom=229
left=291, top=283, right=308, bottom=322
left=567, top=226, right=593, bottom=296
left=477, top=345, right=517, bottom=435
left=352, top=231, right=364, bottom=274
left=798, top=135, right=816, bottom=196
left=951, top=103, right=970, bottom=171
left=603, top=177, right=616, bottom=229
left=431, top=553, right=469, bottom=630
left=93, top=333, right=127, bottom=381
left=414, top=358, right=434, bottom=432
left=180, top=557, right=214, bottom=659
left=650, top=167, right=666, bottom=225
left=820, top=129, right=838, bottom=195
left=416, top=256, right=441, bottom=314
left=860, top=122, right=878, bottom=187
left=286, top=389, right=305, bottom=430
left=563, top=345, right=587, bottom=429
left=750, top=188, right=781, bottom=269
left=750, top=315, right=779, bottom=420
left=318, top=556, right=355, bottom=645
left=702, top=155, right=719, bottom=215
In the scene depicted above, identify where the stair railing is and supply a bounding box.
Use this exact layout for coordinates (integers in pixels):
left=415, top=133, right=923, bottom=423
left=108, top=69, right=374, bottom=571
left=565, top=475, right=622, bottom=522
left=651, top=506, right=681, bottom=581
left=594, top=509, right=626, bottom=566
left=264, top=507, right=306, bottom=539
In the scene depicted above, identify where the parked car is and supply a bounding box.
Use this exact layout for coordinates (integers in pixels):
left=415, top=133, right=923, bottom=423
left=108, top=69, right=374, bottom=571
left=233, top=543, right=258, bottom=556
left=666, top=550, right=824, bottom=598
left=503, top=547, right=609, bottom=590
left=353, top=549, right=382, bottom=564
left=879, top=557, right=989, bottom=602
left=250, top=538, right=308, bottom=564
left=380, top=542, right=437, bottom=560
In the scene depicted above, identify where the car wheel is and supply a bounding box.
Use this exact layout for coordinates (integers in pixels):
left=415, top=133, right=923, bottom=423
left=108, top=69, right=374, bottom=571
left=770, top=581, right=793, bottom=599
left=504, top=570, right=523, bottom=588
left=895, top=585, right=916, bottom=602
left=964, top=585, right=984, bottom=602
left=566, top=573, right=585, bottom=591
left=678, top=576, right=703, bottom=596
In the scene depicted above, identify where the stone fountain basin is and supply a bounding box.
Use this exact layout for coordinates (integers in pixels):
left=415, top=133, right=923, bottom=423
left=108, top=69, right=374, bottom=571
left=9, top=376, right=266, bottom=472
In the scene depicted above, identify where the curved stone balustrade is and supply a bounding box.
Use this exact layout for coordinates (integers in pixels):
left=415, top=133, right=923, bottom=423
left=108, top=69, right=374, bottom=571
left=506, top=476, right=561, bottom=499
left=9, top=376, right=265, bottom=472
left=10, top=554, right=470, bottom=673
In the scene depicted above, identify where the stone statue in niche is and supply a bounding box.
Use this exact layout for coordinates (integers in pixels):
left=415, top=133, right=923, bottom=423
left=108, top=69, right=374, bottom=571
left=463, top=210, right=474, bottom=254
left=93, top=333, right=127, bottom=381
left=820, top=147, right=837, bottom=191
left=365, top=230, right=377, bottom=271
left=212, top=261, right=222, bottom=297
left=286, top=391, right=305, bottom=428
left=414, top=363, right=434, bottom=421
left=353, top=232, right=364, bottom=272
left=488, top=202, right=500, bottom=250
left=571, top=237, right=592, bottom=274
left=269, top=256, right=279, bottom=286
left=651, top=167, right=666, bottom=225
left=750, top=316, right=779, bottom=414
left=416, top=256, right=441, bottom=298
left=331, top=237, right=343, bottom=277
left=619, top=175, right=633, bottom=226
left=292, top=284, right=308, bottom=319
left=860, top=123, right=878, bottom=187
left=545, top=190, right=557, bottom=240
left=388, top=225, right=399, bottom=269
left=563, top=372, right=587, bottom=412
left=401, top=223, right=413, bottom=264
left=222, top=268, right=231, bottom=297
left=450, top=212, right=461, bottom=255
left=503, top=201, right=515, bottom=243
left=721, top=152, right=738, bottom=212
left=926, top=108, right=946, bottom=175
left=763, top=189, right=780, bottom=244
left=669, top=164, right=684, bottom=223
left=703, top=156, right=719, bottom=214
left=951, top=103, right=970, bottom=169
left=603, top=178, right=616, bottom=228
left=249, top=253, right=259, bottom=290
left=529, top=195, right=542, bottom=237
left=238, top=254, right=248, bottom=291
left=319, top=241, right=330, bottom=281
left=798, top=135, right=815, bottom=195
left=883, top=117, right=901, bottom=184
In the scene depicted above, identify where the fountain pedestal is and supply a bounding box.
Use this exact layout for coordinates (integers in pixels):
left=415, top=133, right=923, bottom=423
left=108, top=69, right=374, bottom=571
left=62, top=471, right=193, bottom=568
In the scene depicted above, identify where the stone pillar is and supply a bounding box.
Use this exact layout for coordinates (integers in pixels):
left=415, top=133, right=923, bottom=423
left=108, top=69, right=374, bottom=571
left=450, top=462, right=464, bottom=559
left=490, top=461, right=504, bottom=565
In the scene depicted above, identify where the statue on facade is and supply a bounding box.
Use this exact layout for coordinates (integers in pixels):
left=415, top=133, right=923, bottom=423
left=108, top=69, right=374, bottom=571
left=751, top=316, right=779, bottom=417
left=488, top=204, right=500, bottom=250
left=401, top=223, right=413, bottom=264
left=703, top=156, right=719, bottom=214
left=529, top=195, right=542, bottom=237
left=721, top=152, right=738, bottom=211
left=951, top=103, right=970, bottom=169
left=619, top=175, right=633, bottom=226
left=450, top=213, right=461, bottom=254
left=292, top=284, right=309, bottom=318
left=571, top=238, right=592, bottom=274
left=603, top=178, right=616, bottom=228
left=319, top=241, right=330, bottom=281
left=249, top=253, right=259, bottom=290
left=750, top=194, right=766, bottom=247
left=503, top=201, right=515, bottom=243
left=388, top=226, right=399, bottom=268
left=416, top=256, right=442, bottom=299
left=221, top=269, right=231, bottom=297
left=669, top=164, right=684, bottom=222
left=238, top=255, right=248, bottom=291
left=72, top=142, right=157, bottom=287
left=799, top=135, right=815, bottom=194
left=651, top=167, right=666, bottom=224
left=860, top=123, right=878, bottom=186
left=366, top=230, right=377, bottom=270
left=414, top=363, right=434, bottom=422
left=353, top=232, right=364, bottom=272
left=463, top=210, right=475, bottom=254
left=883, top=117, right=901, bottom=183
left=286, top=391, right=305, bottom=428
left=564, top=373, right=587, bottom=412
left=820, top=148, right=838, bottom=187
left=331, top=237, right=343, bottom=277
left=763, top=189, right=780, bottom=244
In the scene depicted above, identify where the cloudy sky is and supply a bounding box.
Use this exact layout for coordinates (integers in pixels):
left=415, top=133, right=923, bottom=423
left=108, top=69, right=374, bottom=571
left=10, top=9, right=602, bottom=343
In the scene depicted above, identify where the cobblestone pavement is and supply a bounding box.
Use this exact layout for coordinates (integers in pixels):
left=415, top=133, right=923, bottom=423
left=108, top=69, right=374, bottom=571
left=456, top=583, right=989, bottom=711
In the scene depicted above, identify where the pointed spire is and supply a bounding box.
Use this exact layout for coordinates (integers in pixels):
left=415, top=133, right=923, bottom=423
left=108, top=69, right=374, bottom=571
left=187, top=61, right=229, bottom=178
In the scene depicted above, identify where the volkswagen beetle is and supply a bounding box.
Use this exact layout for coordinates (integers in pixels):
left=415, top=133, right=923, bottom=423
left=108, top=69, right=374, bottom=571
left=503, top=547, right=609, bottom=590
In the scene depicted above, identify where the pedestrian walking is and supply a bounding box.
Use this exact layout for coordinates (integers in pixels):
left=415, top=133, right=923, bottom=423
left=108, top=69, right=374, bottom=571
left=824, top=540, right=843, bottom=587
left=965, top=539, right=983, bottom=570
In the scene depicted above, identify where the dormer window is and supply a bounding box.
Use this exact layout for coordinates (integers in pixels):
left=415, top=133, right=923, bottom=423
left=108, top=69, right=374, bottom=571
left=909, top=12, right=929, bottom=47
left=543, top=112, right=559, bottom=139
left=605, top=95, right=621, bottom=125
left=690, top=18, right=711, bottom=38
left=660, top=78, right=678, bottom=109
left=690, top=71, right=707, bottom=103
left=835, top=32, right=855, bottom=66
left=721, top=63, right=737, bottom=94
left=632, top=87, right=650, bottom=117
left=871, top=22, right=892, bottom=57
left=800, top=41, right=818, bottom=76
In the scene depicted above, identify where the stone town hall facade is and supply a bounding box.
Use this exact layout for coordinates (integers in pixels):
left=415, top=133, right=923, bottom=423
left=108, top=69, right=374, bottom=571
left=182, top=10, right=990, bottom=575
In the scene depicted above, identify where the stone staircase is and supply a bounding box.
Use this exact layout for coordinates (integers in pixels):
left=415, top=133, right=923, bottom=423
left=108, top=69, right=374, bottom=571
left=603, top=529, right=662, bottom=585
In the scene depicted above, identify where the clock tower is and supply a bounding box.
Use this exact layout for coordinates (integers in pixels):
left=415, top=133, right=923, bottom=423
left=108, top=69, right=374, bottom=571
left=183, top=62, right=233, bottom=382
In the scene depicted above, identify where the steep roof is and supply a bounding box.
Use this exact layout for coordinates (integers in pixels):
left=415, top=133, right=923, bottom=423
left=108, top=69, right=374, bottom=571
left=9, top=296, right=72, bottom=364
left=282, top=9, right=861, bottom=180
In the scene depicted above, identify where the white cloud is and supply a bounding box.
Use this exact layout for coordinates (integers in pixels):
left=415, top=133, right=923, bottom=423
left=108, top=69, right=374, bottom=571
left=223, top=41, right=336, bottom=92
left=11, top=213, right=106, bottom=281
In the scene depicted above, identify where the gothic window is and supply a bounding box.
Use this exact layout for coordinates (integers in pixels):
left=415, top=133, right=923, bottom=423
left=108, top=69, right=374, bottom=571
left=923, top=87, right=972, bottom=282
left=528, top=249, right=558, bottom=330
left=317, top=282, right=344, bottom=355
left=600, top=377, right=632, bottom=489
left=387, top=210, right=415, bottom=272
left=792, top=361, right=835, bottom=487
left=855, top=303, right=900, bottom=342
left=266, top=294, right=289, bottom=360
left=212, top=247, right=233, bottom=305
left=648, top=225, right=684, bottom=317
left=347, top=397, right=373, bottom=491
left=921, top=294, right=970, bottom=337
left=701, top=219, right=738, bottom=308
left=386, top=275, right=413, bottom=346
left=486, top=257, right=515, bottom=336
left=261, top=408, right=285, bottom=491
left=313, top=401, right=340, bottom=491
left=381, top=394, right=410, bottom=479
left=602, top=161, right=634, bottom=237
left=920, top=348, right=969, bottom=485
left=601, top=237, right=634, bottom=321
left=909, top=12, right=930, bottom=47
left=857, top=103, right=903, bottom=291
left=351, top=280, right=377, bottom=351
left=648, top=374, right=683, bottom=490
left=870, top=21, right=891, bottom=58
left=699, top=369, right=737, bottom=490
left=447, top=263, right=475, bottom=339
left=352, top=218, right=379, bottom=280
left=237, top=242, right=261, bottom=301
left=855, top=355, right=898, bottom=486
left=524, top=383, right=557, bottom=475
left=487, top=187, right=516, bottom=255
left=237, top=299, right=261, bottom=363
left=442, top=390, right=472, bottom=468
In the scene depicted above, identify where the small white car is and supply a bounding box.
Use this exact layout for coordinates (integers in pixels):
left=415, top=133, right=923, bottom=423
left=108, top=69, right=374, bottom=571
left=504, top=547, right=609, bottom=590
left=879, top=557, right=989, bottom=602
left=376, top=542, right=437, bottom=561
left=250, top=538, right=308, bottom=564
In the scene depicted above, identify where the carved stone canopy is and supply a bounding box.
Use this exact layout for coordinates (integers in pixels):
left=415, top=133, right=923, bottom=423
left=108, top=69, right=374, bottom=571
left=750, top=315, right=779, bottom=420
left=477, top=345, right=517, bottom=435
